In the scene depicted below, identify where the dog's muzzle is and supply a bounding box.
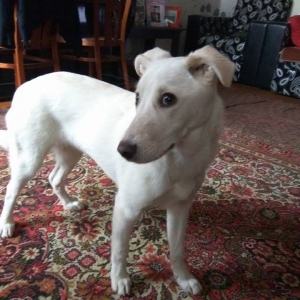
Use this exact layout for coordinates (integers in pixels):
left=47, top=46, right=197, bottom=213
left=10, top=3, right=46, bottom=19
left=117, top=141, right=175, bottom=162
left=117, top=141, right=137, bottom=160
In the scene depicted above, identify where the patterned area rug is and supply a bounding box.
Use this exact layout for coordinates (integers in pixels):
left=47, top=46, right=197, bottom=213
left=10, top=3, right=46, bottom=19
left=220, top=85, right=300, bottom=165
left=0, top=85, right=300, bottom=299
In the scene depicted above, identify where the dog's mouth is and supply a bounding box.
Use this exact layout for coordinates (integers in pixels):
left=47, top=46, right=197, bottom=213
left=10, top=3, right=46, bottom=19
left=136, top=143, right=176, bottom=164
left=168, top=143, right=175, bottom=151
left=143, top=143, right=175, bottom=163
left=162, top=143, right=175, bottom=156
left=118, top=140, right=175, bottom=164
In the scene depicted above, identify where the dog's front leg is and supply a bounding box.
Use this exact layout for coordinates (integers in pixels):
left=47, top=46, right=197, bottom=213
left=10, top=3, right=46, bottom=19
left=110, top=197, right=141, bottom=296
left=167, top=201, right=202, bottom=295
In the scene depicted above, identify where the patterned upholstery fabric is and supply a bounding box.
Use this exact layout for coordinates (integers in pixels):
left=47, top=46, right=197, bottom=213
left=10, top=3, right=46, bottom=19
left=229, top=0, right=292, bottom=32
left=197, top=0, right=293, bottom=82
left=271, top=61, right=300, bottom=99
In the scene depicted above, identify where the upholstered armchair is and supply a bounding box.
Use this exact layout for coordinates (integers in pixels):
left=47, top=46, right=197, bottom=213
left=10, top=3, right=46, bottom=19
left=269, top=15, right=300, bottom=99
left=184, top=0, right=293, bottom=82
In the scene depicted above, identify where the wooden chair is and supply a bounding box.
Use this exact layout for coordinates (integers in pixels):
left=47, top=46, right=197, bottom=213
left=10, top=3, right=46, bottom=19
left=58, top=0, right=132, bottom=90
left=0, top=3, right=60, bottom=89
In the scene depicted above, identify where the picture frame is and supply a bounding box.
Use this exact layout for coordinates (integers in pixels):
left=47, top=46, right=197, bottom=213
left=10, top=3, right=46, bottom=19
left=146, top=0, right=165, bottom=27
left=165, top=6, right=181, bottom=28
left=134, top=0, right=146, bottom=26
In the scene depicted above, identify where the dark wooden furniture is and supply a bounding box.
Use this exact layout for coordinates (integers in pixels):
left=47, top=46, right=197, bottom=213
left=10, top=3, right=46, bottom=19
left=0, top=2, right=60, bottom=88
left=58, top=0, right=132, bottom=90
left=128, top=27, right=185, bottom=56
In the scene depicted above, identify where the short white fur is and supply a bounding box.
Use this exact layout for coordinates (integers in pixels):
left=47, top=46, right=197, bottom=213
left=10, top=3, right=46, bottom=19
left=0, top=46, right=235, bottom=296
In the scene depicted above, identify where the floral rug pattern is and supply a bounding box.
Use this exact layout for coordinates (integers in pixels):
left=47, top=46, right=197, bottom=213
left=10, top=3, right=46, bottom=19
left=0, top=134, right=300, bottom=299
left=1, top=86, right=300, bottom=300
left=220, top=84, right=300, bottom=166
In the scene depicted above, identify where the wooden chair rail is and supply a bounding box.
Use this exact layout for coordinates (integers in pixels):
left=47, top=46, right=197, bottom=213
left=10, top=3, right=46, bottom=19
left=0, top=2, right=60, bottom=88
left=57, top=0, right=132, bottom=89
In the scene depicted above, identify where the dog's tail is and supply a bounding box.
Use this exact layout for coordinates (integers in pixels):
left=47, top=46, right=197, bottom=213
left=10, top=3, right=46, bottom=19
left=0, top=130, right=9, bottom=151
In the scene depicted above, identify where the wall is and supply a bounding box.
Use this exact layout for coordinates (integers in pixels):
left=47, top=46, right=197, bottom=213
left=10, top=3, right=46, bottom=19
left=291, top=1, right=300, bottom=15
left=155, top=0, right=237, bottom=55
left=128, top=0, right=238, bottom=58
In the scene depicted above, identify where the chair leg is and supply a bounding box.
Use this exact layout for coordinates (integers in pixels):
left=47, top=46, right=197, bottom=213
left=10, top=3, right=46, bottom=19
left=14, top=47, right=25, bottom=89
left=88, top=48, right=95, bottom=78
left=51, top=36, right=61, bottom=72
left=12, top=1, right=25, bottom=89
left=120, top=44, right=130, bottom=90
left=94, top=45, right=102, bottom=80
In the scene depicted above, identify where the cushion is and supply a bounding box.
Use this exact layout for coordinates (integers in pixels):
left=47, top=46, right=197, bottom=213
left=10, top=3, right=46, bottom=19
left=290, top=15, right=300, bottom=48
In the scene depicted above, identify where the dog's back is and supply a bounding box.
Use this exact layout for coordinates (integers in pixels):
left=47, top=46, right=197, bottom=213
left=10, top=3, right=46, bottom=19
left=7, top=71, right=133, bottom=131
left=0, top=47, right=235, bottom=296
left=5, top=72, right=134, bottom=158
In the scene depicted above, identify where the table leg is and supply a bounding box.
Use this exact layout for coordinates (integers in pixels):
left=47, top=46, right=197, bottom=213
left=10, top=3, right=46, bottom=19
left=170, top=35, right=180, bottom=56
left=144, top=39, right=156, bottom=52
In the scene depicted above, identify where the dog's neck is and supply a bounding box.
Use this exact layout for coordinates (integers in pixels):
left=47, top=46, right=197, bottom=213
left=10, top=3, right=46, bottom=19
left=173, top=96, right=223, bottom=160
left=175, top=124, right=211, bottom=156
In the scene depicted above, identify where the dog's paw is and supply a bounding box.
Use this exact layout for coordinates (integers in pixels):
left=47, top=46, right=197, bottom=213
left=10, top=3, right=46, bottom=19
left=111, top=275, right=132, bottom=296
left=65, top=200, right=84, bottom=211
left=0, top=222, right=15, bottom=238
left=177, top=275, right=202, bottom=295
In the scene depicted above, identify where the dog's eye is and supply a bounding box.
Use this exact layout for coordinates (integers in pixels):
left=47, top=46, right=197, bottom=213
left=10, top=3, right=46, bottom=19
left=160, top=93, right=177, bottom=107
left=135, top=93, right=139, bottom=106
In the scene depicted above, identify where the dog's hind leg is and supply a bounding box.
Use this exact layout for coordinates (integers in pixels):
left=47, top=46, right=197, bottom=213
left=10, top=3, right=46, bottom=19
left=0, top=142, right=48, bottom=238
left=49, top=146, right=83, bottom=211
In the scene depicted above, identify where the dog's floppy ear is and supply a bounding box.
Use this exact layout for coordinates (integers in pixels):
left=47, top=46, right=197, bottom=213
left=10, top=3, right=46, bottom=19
left=134, top=47, right=171, bottom=77
left=186, top=46, right=235, bottom=87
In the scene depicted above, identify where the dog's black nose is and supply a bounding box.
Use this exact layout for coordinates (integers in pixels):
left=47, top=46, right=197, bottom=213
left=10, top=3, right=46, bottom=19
left=117, top=141, right=137, bottom=160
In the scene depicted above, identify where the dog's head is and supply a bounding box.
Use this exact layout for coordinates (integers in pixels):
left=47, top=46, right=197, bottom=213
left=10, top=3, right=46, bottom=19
left=118, top=46, right=235, bottom=163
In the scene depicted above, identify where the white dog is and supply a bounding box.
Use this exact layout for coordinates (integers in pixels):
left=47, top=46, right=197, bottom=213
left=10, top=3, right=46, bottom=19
left=0, top=46, right=235, bottom=295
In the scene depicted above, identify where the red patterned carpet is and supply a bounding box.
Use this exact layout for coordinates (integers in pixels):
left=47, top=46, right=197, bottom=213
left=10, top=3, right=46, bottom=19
left=220, top=84, right=300, bottom=165
left=0, top=84, right=300, bottom=299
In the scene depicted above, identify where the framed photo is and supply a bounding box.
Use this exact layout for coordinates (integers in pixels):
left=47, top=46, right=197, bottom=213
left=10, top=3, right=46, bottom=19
left=146, top=0, right=165, bottom=27
left=165, top=6, right=181, bottom=28
left=134, top=0, right=146, bottom=26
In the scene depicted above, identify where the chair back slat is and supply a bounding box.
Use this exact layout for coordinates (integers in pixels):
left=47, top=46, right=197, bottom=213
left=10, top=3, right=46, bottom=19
left=0, top=2, right=60, bottom=89
left=59, top=0, right=132, bottom=89
left=28, top=22, right=54, bottom=49
left=91, top=0, right=131, bottom=44
left=92, top=0, right=100, bottom=40
left=120, top=0, right=132, bottom=42
left=105, top=0, right=124, bottom=42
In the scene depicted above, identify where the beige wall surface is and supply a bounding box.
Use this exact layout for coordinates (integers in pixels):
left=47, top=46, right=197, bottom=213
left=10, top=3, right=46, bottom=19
left=162, top=0, right=237, bottom=55
left=133, top=0, right=298, bottom=57
left=291, top=1, right=300, bottom=15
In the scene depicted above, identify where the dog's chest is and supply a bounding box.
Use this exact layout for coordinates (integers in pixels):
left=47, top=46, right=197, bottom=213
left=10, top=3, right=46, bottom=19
left=173, top=179, right=197, bottom=200
left=150, top=176, right=199, bottom=209
left=151, top=163, right=204, bottom=208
